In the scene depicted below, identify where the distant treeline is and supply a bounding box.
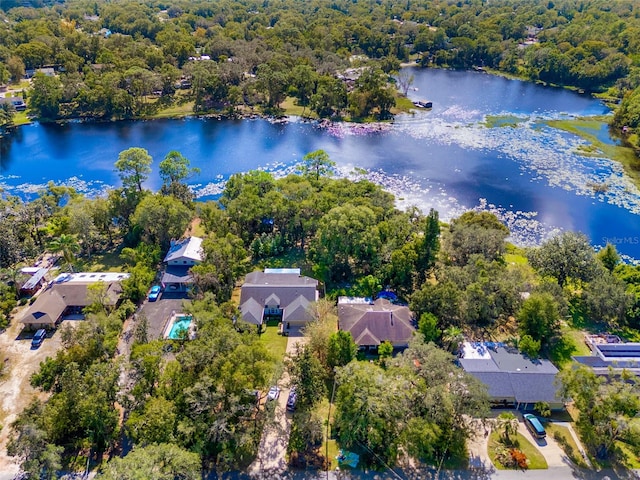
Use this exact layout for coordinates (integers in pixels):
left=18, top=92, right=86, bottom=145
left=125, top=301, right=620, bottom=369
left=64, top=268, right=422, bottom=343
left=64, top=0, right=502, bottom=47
left=1, top=0, right=640, bottom=126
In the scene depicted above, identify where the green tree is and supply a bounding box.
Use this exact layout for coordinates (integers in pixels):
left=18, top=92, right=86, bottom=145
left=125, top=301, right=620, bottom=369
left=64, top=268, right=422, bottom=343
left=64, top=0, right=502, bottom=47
left=597, top=243, right=621, bottom=272
left=527, top=232, right=598, bottom=287
left=311, top=204, right=381, bottom=284
left=518, top=292, right=561, bottom=349
left=287, top=343, right=327, bottom=410
left=190, top=233, right=248, bottom=302
left=159, top=153, right=199, bottom=205
left=0, top=102, right=15, bottom=136
left=378, top=340, right=394, bottom=358
left=442, top=325, right=464, bottom=353
left=519, top=334, right=541, bottom=359
left=327, top=330, right=357, bottom=369
left=297, top=149, right=336, bottom=182
left=29, top=73, right=63, bottom=120
left=561, top=365, right=640, bottom=459
left=98, top=443, right=201, bottom=480
left=418, top=312, right=441, bottom=343
left=115, top=147, right=153, bottom=193
left=534, top=401, right=551, bottom=418
left=131, top=194, right=193, bottom=249
left=496, top=412, right=519, bottom=444
left=445, top=211, right=509, bottom=266
left=48, top=233, right=80, bottom=268
left=582, top=272, right=632, bottom=327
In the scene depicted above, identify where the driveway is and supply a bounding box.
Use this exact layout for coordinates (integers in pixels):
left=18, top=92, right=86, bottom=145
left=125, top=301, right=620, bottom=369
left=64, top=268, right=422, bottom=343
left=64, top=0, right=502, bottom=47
left=0, top=309, right=71, bottom=476
left=138, top=290, right=189, bottom=340
left=248, top=327, right=308, bottom=478
left=517, top=420, right=569, bottom=468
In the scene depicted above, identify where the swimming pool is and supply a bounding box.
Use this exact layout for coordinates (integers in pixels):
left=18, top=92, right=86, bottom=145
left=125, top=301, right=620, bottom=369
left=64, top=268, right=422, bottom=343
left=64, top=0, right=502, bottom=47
left=165, top=314, right=194, bottom=340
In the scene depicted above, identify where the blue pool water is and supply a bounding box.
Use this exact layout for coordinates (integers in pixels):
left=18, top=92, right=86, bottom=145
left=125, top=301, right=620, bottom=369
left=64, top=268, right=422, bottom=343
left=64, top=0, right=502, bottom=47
left=168, top=315, right=193, bottom=340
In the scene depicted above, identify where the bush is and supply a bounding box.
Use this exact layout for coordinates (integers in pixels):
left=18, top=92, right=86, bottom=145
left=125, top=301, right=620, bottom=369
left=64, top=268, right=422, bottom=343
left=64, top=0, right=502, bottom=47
left=495, top=446, right=529, bottom=469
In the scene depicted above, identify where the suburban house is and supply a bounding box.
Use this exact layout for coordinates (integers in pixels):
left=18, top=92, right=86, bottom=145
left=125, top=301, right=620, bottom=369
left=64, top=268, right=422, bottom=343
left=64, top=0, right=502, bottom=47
left=161, top=236, right=203, bottom=291
left=338, top=297, right=415, bottom=351
left=21, top=272, right=129, bottom=330
left=459, top=342, right=564, bottom=411
left=0, top=96, right=26, bottom=111
left=19, top=268, right=49, bottom=296
left=573, top=334, right=640, bottom=375
left=239, top=268, right=318, bottom=327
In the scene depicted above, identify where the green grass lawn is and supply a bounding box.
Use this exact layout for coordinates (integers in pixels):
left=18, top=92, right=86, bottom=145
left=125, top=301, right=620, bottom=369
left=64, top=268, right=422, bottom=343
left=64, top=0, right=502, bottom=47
left=258, top=324, right=288, bottom=361
left=393, top=95, right=416, bottom=114
left=315, top=397, right=340, bottom=470
left=76, top=247, right=126, bottom=272
left=616, top=440, right=640, bottom=469
left=281, top=97, right=316, bottom=118
left=151, top=100, right=195, bottom=118
left=488, top=430, right=548, bottom=470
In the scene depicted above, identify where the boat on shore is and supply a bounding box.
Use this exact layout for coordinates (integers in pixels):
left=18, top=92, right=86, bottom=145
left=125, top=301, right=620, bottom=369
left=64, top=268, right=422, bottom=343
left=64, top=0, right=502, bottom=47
left=413, top=100, right=433, bottom=109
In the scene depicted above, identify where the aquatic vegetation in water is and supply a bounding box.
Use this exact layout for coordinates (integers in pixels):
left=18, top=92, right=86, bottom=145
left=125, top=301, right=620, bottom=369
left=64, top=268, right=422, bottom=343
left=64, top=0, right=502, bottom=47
left=394, top=111, right=640, bottom=215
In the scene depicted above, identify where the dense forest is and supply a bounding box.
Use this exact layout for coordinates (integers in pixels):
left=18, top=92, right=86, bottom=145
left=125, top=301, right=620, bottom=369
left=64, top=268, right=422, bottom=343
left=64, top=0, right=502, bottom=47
left=0, top=148, right=639, bottom=476
left=1, top=0, right=640, bottom=146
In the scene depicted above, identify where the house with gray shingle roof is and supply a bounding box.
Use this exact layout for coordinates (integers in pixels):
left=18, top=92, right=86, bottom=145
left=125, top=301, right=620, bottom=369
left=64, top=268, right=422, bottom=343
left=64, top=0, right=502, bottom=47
left=239, top=268, right=318, bottom=327
left=459, top=342, right=564, bottom=411
left=338, top=297, right=415, bottom=351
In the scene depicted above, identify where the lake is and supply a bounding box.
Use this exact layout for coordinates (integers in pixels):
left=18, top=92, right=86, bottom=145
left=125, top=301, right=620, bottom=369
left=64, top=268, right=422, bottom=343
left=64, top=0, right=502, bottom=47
left=2, top=67, right=640, bottom=259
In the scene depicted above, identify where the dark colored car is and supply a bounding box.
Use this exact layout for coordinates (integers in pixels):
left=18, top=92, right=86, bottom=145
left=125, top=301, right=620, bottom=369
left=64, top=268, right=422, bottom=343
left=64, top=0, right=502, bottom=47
left=148, top=285, right=162, bottom=301
left=286, top=387, right=297, bottom=411
left=523, top=413, right=546, bottom=439
left=31, top=329, right=46, bottom=348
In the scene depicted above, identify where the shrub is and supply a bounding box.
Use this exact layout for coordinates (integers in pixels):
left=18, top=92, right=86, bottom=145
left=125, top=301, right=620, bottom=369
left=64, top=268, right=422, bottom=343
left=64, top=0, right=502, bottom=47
left=496, top=447, right=529, bottom=469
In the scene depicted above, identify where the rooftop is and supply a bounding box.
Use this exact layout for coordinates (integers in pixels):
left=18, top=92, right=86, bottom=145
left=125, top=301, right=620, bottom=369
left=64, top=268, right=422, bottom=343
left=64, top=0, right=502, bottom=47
left=163, top=237, right=203, bottom=263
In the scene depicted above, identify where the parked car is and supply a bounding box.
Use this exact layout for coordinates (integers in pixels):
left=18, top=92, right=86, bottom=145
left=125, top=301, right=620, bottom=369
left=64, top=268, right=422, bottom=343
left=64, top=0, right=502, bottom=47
left=523, top=413, right=546, bottom=439
left=267, top=385, right=280, bottom=401
left=286, top=387, right=297, bottom=411
left=31, top=329, right=46, bottom=349
left=148, top=285, right=162, bottom=301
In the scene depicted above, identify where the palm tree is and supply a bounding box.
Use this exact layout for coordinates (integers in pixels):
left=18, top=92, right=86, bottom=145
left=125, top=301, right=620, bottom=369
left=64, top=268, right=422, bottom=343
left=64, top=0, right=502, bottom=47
left=48, top=234, right=80, bottom=270
left=442, top=326, right=464, bottom=353
left=497, top=412, right=519, bottom=445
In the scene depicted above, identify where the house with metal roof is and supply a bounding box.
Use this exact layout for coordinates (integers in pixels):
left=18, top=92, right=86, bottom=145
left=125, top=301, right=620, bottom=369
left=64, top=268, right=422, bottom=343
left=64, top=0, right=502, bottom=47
left=20, top=268, right=48, bottom=296
left=458, top=342, right=564, bottom=411
left=161, top=237, right=203, bottom=290
left=239, top=269, right=318, bottom=327
left=338, top=297, right=415, bottom=351
left=20, top=272, right=129, bottom=330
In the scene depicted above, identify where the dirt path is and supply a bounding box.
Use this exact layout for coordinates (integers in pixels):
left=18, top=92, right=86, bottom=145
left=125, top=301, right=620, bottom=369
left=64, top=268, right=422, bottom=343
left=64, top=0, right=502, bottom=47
left=0, top=305, right=66, bottom=476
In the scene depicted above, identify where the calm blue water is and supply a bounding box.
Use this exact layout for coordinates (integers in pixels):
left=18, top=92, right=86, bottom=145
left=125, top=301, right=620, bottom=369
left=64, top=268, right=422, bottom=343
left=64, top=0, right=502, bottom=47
left=2, top=68, right=640, bottom=258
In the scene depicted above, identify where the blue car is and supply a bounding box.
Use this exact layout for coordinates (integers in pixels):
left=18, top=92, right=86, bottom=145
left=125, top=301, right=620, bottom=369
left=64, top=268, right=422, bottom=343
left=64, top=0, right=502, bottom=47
left=148, top=285, right=162, bottom=301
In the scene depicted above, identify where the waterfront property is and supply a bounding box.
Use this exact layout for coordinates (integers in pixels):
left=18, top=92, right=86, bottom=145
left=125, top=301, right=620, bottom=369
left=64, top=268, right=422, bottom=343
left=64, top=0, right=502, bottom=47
left=161, top=236, right=203, bottom=291
left=20, top=272, right=130, bottom=330
left=573, top=333, right=640, bottom=375
left=458, top=342, right=564, bottom=411
left=163, top=312, right=195, bottom=340
left=239, top=268, right=318, bottom=327
left=337, top=297, right=415, bottom=351
left=0, top=96, right=26, bottom=111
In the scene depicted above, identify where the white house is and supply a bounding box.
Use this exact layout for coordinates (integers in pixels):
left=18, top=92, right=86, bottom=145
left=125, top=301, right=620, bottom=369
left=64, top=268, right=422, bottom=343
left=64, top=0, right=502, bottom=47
left=161, top=237, right=203, bottom=290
